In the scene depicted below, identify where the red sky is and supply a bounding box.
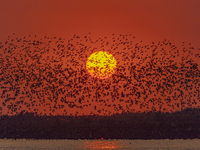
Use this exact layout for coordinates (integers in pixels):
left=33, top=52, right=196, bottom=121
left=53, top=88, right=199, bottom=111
left=0, top=0, right=200, bottom=48
left=0, top=0, right=200, bottom=116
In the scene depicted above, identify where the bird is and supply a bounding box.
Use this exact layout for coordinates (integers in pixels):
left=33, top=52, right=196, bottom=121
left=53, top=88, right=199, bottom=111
left=0, top=33, right=199, bottom=116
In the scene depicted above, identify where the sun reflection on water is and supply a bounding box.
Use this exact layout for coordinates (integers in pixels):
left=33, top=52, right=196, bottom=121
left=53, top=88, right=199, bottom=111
left=83, top=139, right=122, bottom=149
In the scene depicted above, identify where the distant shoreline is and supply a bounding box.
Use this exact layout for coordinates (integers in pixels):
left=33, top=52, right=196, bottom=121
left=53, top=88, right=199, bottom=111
left=1, top=108, right=200, bottom=139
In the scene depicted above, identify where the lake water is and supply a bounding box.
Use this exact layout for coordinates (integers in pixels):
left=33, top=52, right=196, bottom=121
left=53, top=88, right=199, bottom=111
left=0, top=139, right=200, bottom=150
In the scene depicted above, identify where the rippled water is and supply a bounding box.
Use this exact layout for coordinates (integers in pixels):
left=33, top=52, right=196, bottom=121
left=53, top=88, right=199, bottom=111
left=0, top=139, right=200, bottom=150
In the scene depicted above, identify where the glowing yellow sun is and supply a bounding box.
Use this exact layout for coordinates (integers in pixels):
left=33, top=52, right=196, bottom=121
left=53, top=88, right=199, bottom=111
left=86, top=51, right=117, bottom=79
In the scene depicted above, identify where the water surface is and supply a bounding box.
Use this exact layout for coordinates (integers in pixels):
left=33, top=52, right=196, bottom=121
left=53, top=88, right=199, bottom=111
left=0, top=139, right=200, bottom=150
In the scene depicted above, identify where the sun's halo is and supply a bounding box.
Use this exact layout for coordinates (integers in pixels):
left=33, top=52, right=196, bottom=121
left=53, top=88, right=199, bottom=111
left=86, top=51, right=117, bottom=79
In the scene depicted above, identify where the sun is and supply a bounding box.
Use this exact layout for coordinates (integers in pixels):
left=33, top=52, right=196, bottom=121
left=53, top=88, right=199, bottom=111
left=86, top=51, right=117, bottom=79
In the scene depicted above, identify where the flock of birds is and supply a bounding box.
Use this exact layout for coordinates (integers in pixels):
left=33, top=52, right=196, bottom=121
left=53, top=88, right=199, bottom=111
left=0, top=33, right=200, bottom=116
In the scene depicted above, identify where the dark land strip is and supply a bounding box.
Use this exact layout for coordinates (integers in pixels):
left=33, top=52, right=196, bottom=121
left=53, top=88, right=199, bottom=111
left=0, top=108, right=200, bottom=139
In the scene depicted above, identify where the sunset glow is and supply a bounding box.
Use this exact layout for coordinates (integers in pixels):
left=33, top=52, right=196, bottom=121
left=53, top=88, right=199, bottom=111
left=0, top=1, right=200, bottom=117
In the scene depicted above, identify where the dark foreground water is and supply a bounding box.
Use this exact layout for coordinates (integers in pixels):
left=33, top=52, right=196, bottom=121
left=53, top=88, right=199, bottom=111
left=0, top=139, right=200, bottom=150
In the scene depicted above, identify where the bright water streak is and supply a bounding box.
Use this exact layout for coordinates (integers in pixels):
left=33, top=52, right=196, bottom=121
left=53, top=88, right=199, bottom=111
left=0, top=139, right=200, bottom=150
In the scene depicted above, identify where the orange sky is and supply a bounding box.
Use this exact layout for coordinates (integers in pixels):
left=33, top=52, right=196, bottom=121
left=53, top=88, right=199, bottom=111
left=0, top=0, right=200, bottom=116
left=0, top=0, right=200, bottom=48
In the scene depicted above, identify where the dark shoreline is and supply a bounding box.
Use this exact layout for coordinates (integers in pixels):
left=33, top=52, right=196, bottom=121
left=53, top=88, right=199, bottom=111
left=0, top=108, right=200, bottom=139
